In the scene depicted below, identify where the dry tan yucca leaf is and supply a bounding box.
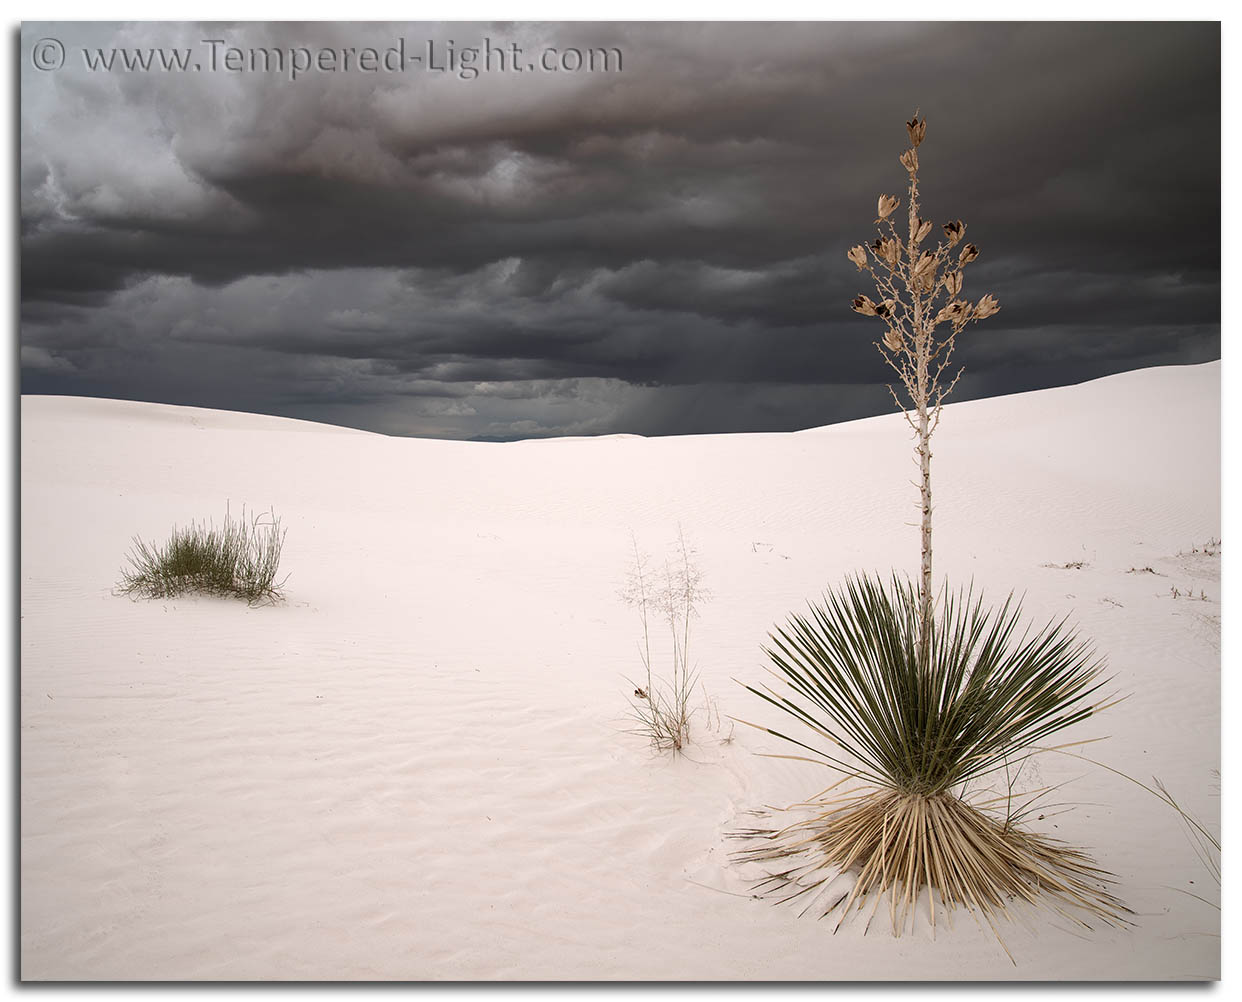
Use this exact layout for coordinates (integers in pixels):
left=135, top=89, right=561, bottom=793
left=733, top=788, right=1130, bottom=958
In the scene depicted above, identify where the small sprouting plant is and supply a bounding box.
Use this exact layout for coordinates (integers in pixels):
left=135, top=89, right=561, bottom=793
left=117, top=505, right=287, bottom=604
left=620, top=528, right=709, bottom=754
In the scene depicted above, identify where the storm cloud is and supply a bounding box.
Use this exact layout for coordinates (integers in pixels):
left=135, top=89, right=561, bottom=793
left=20, top=21, right=1220, bottom=438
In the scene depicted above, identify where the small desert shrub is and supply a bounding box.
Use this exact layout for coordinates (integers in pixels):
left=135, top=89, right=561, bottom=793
left=734, top=574, right=1128, bottom=952
left=620, top=529, right=709, bottom=754
left=118, top=506, right=287, bottom=604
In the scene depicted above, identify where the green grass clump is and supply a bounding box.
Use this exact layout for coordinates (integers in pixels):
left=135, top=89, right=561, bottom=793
left=734, top=572, right=1129, bottom=950
left=118, top=506, right=287, bottom=604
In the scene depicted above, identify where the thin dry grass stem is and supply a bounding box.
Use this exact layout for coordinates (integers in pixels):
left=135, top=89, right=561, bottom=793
left=1037, top=749, right=1220, bottom=895
left=620, top=527, right=710, bottom=754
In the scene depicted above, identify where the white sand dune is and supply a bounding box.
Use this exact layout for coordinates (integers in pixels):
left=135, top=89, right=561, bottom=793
left=20, top=362, right=1220, bottom=980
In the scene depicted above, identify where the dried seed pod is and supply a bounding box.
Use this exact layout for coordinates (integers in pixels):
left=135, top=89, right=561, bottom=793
left=912, top=251, right=937, bottom=279
left=875, top=299, right=897, bottom=319
left=945, top=271, right=963, bottom=297
left=847, top=245, right=869, bottom=270
left=914, top=218, right=933, bottom=244
left=906, top=115, right=927, bottom=147
left=872, top=237, right=901, bottom=268
left=975, top=294, right=1001, bottom=319
left=900, top=148, right=919, bottom=173
left=852, top=295, right=879, bottom=316
left=936, top=300, right=970, bottom=326
left=942, top=220, right=966, bottom=247
left=877, top=194, right=901, bottom=219
left=958, top=243, right=980, bottom=265
left=883, top=328, right=905, bottom=352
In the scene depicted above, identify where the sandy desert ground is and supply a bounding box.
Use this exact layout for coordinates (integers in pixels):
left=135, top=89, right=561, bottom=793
left=20, top=361, right=1220, bottom=980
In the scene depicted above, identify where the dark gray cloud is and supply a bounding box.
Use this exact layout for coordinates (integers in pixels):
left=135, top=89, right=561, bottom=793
left=20, top=21, right=1220, bottom=439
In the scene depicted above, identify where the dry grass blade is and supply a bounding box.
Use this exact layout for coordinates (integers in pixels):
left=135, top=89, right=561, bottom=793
left=1039, top=750, right=1219, bottom=896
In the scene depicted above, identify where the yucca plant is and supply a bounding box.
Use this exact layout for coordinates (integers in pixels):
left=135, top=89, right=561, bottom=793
left=734, top=117, right=1125, bottom=953
left=118, top=505, right=287, bottom=604
left=735, top=575, right=1127, bottom=951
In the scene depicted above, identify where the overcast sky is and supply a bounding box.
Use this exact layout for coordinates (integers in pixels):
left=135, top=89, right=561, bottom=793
left=20, top=21, right=1219, bottom=439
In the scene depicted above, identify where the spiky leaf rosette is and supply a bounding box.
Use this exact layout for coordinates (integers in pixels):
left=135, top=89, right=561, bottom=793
left=734, top=574, right=1129, bottom=949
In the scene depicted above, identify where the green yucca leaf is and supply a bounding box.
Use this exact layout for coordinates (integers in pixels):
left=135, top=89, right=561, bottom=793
left=743, top=573, right=1112, bottom=796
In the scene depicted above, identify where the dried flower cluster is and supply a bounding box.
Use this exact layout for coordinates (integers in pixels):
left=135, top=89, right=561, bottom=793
left=847, top=114, right=1001, bottom=661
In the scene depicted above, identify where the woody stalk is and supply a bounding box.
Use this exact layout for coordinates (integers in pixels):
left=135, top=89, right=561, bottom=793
left=846, top=114, right=1000, bottom=666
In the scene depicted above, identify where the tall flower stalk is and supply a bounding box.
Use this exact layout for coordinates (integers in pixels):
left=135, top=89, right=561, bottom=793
left=847, top=114, right=1000, bottom=666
